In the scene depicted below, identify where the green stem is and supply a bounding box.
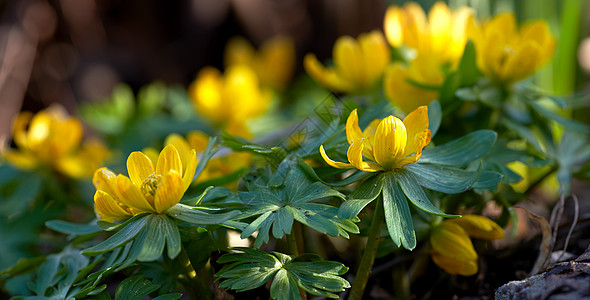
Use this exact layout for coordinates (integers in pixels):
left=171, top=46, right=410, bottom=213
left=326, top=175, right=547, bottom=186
left=287, top=231, right=299, bottom=256
left=287, top=229, right=308, bottom=300
left=177, top=245, right=211, bottom=300
left=348, top=197, right=384, bottom=300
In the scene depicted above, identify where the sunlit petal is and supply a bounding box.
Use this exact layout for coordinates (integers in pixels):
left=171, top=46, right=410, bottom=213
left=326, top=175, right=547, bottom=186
left=334, top=36, right=363, bottom=85
left=11, top=111, right=33, bottom=149
left=154, top=170, right=184, bottom=213
left=94, top=190, right=131, bottom=223
left=384, top=6, right=405, bottom=47
left=346, top=109, right=364, bottom=144
left=116, top=174, right=155, bottom=212
left=403, top=106, right=429, bottom=157
left=182, top=149, right=198, bottom=190
left=319, top=145, right=353, bottom=169
left=165, top=134, right=193, bottom=173
left=156, top=144, right=183, bottom=176
left=347, top=140, right=384, bottom=172
left=501, top=41, right=541, bottom=83
left=127, top=151, right=155, bottom=186
left=93, top=167, right=119, bottom=196
left=373, top=116, right=407, bottom=169
left=304, top=54, right=350, bottom=92
left=397, top=129, right=431, bottom=167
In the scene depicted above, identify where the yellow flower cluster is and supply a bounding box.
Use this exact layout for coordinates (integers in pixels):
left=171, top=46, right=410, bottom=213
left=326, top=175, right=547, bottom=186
left=320, top=106, right=430, bottom=172
left=2, top=106, right=109, bottom=179
left=93, top=144, right=197, bottom=222
left=430, top=215, right=504, bottom=276
left=304, top=1, right=555, bottom=112
left=189, top=35, right=296, bottom=138
left=468, top=13, right=555, bottom=84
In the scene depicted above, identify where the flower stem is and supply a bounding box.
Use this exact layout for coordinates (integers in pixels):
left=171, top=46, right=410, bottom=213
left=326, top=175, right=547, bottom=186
left=177, top=245, right=211, bottom=300
left=348, top=197, right=384, bottom=300
left=287, top=230, right=308, bottom=300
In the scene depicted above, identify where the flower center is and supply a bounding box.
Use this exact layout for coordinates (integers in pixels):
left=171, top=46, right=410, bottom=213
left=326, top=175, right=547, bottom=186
left=141, top=174, right=162, bottom=197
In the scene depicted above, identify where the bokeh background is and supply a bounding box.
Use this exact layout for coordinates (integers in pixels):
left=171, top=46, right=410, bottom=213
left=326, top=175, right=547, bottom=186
left=2, top=0, right=588, bottom=147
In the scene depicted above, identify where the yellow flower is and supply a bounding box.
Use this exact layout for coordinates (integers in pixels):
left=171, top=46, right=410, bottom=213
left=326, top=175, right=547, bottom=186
left=93, top=144, right=197, bottom=222
left=2, top=106, right=109, bottom=178
left=144, top=131, right=250, bottom=188
left=225, top=35, right=296, bottom=90
left=188, top=65, right=272, bottom=135
left=468, top=12, right=555, bottom=84
left=384, top=55, right=444, bottom=113
left=430, top=215, right=504, bottom=276
left=319, top=106, right=431, bottom=172
left=384, top=1, right=473, bottom=66
left=304, top=30, right=390, bottom=93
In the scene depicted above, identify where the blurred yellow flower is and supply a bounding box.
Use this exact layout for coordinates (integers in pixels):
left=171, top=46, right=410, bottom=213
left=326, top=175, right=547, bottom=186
left=188, top=65, right=272, bottom=137
left=225, top=35, right=296, bottom=90
left=384, top=55, right=444, bottom=113
left=2, top=106, right=109, bottom=178
left=384, top=1, right=473, bottom=66
left=430, top=215, right=504, bottom=276
left=319, top=106, right=430, bottom=172
left=93, top=144, right=197, bottom=222
left=468, top=12, right=555, bottom=84
left=304, top=30, right=390, bottom=93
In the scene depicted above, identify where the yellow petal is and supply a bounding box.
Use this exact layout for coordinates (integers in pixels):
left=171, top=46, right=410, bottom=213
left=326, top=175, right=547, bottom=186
left=448, top=7, right=473, bottom=63
left=182, top=149, right=198, bottom=190
left=142, top=148, right=159, bottom=168
left=189, top=67, right=224, bottom=123
left=384, top=6, right=405, bottom=47
left=154, top=170, right=184, bottom=213
left=346, top=140, right=384, bottom=172
left=187, top=131, right=210, bottom=153
left=11, top=111, right=33, bottom=149
left=402, top=106, right=429, bottom=157
left=373, top=116, right=407, bottom=170
left=319, top=145, right=353, bottom=169
left=303, top=53, right=350, bottom=92
left=2, top=150, right=37, bottom=170
left=500, top=40, right=541, bottom=83
left=346, top=109, right=364, bottom=144
left=430, top=221, right=477, bottom=261
left=334, top=36, right=363, bottom=86
left=359, top=31, right=390, bottom=87
left=448, top=215, right=505, bottom=240
left=428, top=1, right=451, bottom=55
left=255, top=35, right=296, bottom=90
left=397, top=129, right=431, bottom=167
left=94, top=190, right=131, bottom=223
left=402, top=2, right=427, bottom=50
left=53, top=117, right=83, bottom=157
left=224, top=36, right=255, bottom=67
left=165, top=134, right=193, bottom=173
left=127, top=151, right=155, bottom=186
left=431, top=252, right=478, bottom=276
left=116, top=174, right=155, bottom=212
left=156, top=144, right=183, bottom=177
left=384, top=63, right=439, bottom=113
left=93, top=167, right=119, bottom=196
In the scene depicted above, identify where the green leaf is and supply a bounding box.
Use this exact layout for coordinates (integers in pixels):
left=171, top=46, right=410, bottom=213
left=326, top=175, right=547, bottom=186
left=382, top=174, right=416, bottom=250
left=338, top=174, right=384, bottom=219
left=472, top=171, right=503, bottom=190
left=216, top=248, right=350, bottom=299
left=405, top=163, right=480, bottom=194
left=439, top=72, right=461, bottom=104
left=194, top=137, right=218, bottom=181
left=97, top=213, right=150, bottom=232
left=457, top=41, right=480, bottom=86
left=137, top=215, right=180, bottom=261
left=45, top=220, right=102, bottom=236
left=529, top=101, right=589, bottom=133
left=82, top=215, right=149, bottom=256
left=419, top=130, right=497, bottom=165
left=166, top=203, right=240, bottom=225
left=114, top=275, right=160, bottom=300
left=427, top=101, right=442, bottom=137
left=396, top=170, right=459, bottom=218
left=270, top=269, right=300, bottom=300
